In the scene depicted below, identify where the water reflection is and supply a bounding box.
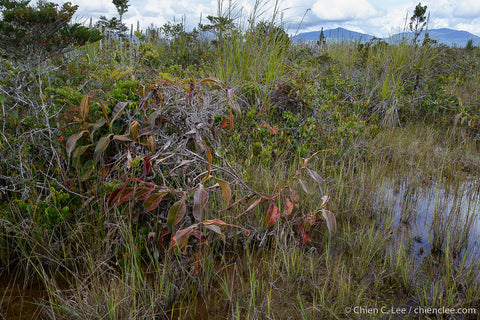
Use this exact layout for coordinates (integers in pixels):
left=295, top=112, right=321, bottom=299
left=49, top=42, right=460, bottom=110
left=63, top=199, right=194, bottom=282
left=376, top=177, right=480, bottom=262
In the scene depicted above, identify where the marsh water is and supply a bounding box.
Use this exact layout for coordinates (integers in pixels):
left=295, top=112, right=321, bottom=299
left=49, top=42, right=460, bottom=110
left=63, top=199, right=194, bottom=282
left=2, top=178, right=480, bottom=319
left=375, top=177, right=480, bottom=262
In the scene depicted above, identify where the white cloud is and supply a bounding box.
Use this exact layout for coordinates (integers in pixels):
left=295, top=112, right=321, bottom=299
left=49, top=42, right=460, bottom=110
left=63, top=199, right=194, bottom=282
left=311, top=0, right=377, bottom=21
left=43, top=0, right=480, bottom=37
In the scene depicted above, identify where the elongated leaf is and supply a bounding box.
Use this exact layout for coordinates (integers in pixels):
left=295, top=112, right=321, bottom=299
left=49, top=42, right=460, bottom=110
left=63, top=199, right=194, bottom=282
left=212, top=177, right=231, bottom=207
left=264, top=202, right=280, bottom=228
left=94, top=134, right=112, bottom=163
left=303, top=149, right=325, bottom=168
left=282, top=197, right=294, bottom=216
left=169, top=226, right=194, bottom=251
left=166, top=195, right=187, bottom=231
left=80, top=94, right=89, bottom=120
left=298, top=178, right=313, bottom=195
left=175, top=195, right=187, bottom=224
left=240, top=197, right=264, bottom=216
left=134, top=186, right=152, bottom=199
left=108, top=186, right=125, bottom=207
left=204, top=224, right=225, bottom=242
left=141, top=157, right=151, bottom=179
left=130, top=120, right=139, bottom=140
left=220, top=117, right=228, bottom=129
left=111, top=101, right=128, bottom=124
left=306, top=168, right=324, bottom=186
left=199, top=219, right=227, bottom=226
left=137, top=187, right=155, bottom=201
left=193, top=184, right=208, bottom=222
left=144, top=192, right=168, bottom=212
left=113, top=134, right=133, bottom=142
left=66, top=131, right=88, bottom=157
left=118, top=187, right=135, bottom=205
left=72, top=144, right=92, bottom=159
left=97, top=100, right=110, bottom=126
left=138, top=84, right=152, bottom=99
left=148, top=135, right=156, bottom=153
left=91, top=118, right=107, bottom=135
left=321, top=209, right=337, bottom=234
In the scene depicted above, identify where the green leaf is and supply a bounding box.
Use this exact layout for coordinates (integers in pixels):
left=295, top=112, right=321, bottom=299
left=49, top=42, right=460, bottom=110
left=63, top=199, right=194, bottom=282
left=204, top=224, right=225, bottom=243
left=111, top=101, right=128, bottom=124
left=79, top=160, right=95, bottom=182
left=71, top=144, right=92, bottom=159
left=94, top=134, right=112, bottom=163
left=66, top=130, right=88, bottom=157
left=166, top=195, right=187, bottom=232
left=91, top=118, right=107, bottom=135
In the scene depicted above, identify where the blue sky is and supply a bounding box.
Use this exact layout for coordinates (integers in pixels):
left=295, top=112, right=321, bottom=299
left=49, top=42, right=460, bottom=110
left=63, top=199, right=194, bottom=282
left=60, top=0, right=480, bottom=38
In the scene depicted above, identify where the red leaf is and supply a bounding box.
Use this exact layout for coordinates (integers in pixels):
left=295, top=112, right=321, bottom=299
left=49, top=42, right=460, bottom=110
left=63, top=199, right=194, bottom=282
left=200, top=219, right=227, bottom=226
left=117, top=187, right=135, bottom=205
left=282, top=197, right=294, bottom=216
left=219, top=117, right=228, bottom=129
left=264, top=202, right=280, bottom=228
left=108, top=187, right=124, bottom=207
left=141, top=156, right=151, bottom=178
left=137, top=187, right=155, bottom=201
left=144, top=192, right=168, bottom=212
left=301, top=231, right=311, bottom=244
left=107, top=182, right=128, bottom=207
left=169, top=226, right=194, bottom=251
left=290, top=188, right=300, bottom=203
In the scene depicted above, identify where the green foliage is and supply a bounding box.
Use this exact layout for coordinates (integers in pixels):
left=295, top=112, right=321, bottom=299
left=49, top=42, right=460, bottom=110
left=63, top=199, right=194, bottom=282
left=95, top=15, right=128, bottom=34
left=409, top=2, right=428, bottom=44
left=0, top=0, right=102, bottom=61
left=12, top=186, right=71, bottom=228
left=112, top=0, right=129, bottom=21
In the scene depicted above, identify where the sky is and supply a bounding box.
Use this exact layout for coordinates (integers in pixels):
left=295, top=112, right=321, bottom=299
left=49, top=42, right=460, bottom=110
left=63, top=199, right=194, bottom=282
left=58, top=0, right=480, bottom=38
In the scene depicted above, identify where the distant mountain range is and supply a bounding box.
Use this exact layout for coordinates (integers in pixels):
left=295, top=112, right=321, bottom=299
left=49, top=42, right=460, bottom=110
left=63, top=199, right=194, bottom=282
left=293, top=27, right=480, bottom=47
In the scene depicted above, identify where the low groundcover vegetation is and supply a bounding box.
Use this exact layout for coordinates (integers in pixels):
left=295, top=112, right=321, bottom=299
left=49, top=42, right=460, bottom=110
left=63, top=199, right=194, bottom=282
left=1, top=0, right=480, bottom=319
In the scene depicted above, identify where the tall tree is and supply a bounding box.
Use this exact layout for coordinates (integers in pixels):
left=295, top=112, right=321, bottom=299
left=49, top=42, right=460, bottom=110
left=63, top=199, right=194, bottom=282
left=112, top=0, right=129, bottom=22
left=409, top=2, right=428, bottom=44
